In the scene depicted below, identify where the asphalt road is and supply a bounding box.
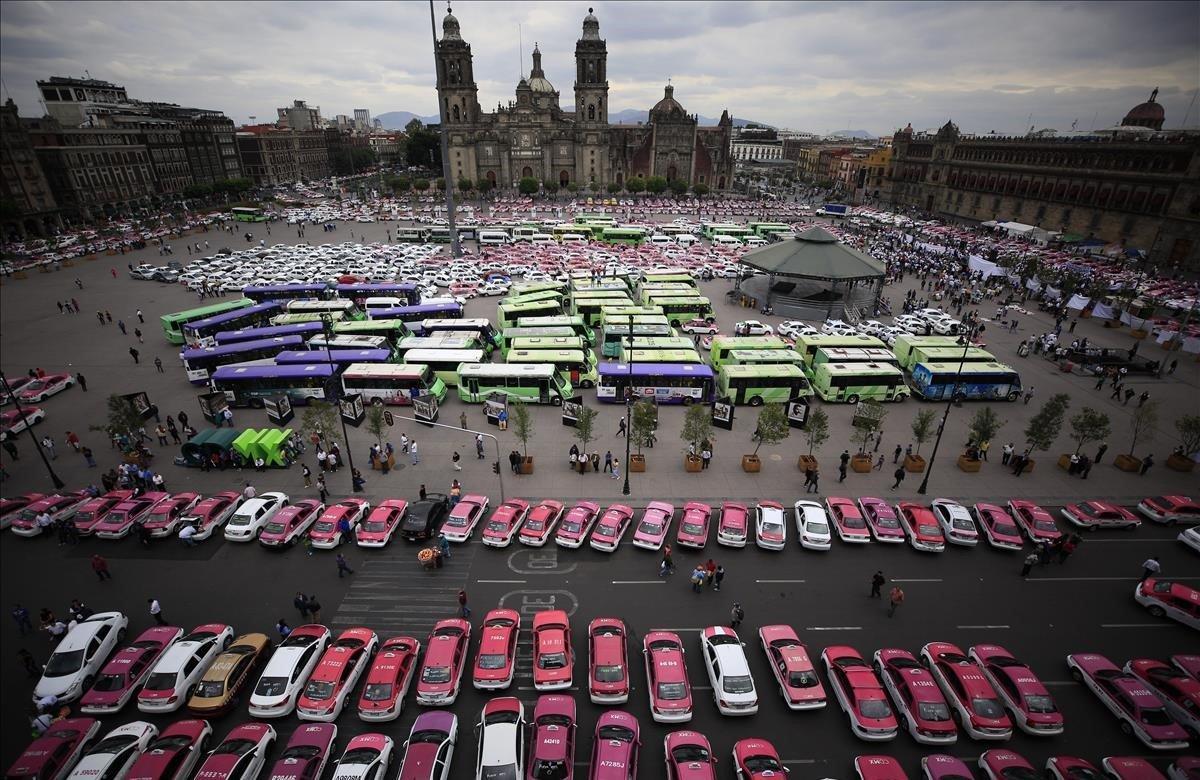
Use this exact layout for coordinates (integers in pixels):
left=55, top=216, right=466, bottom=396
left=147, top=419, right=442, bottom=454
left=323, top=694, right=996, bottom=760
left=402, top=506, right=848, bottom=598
left=2, top=502, right=1194, bottom=778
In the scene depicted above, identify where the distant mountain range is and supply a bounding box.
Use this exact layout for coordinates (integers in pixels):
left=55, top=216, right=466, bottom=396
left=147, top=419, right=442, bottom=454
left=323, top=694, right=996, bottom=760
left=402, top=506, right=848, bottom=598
left=826, top=129, right=876, bottom=139
left=375, top=108, right=771, bottom=130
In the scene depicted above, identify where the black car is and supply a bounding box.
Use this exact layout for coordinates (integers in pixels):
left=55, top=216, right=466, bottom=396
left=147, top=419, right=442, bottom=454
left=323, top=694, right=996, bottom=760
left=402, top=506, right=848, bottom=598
left=401, top=493, right=450, bottom=541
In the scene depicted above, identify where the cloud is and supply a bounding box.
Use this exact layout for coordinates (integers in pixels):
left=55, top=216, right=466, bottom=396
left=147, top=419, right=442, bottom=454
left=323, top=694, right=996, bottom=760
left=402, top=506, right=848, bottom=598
left=1, top=0, right=1196, bottom=135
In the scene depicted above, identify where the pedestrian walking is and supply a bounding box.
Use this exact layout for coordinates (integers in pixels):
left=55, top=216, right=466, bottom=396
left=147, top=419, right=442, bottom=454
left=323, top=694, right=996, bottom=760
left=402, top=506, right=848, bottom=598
left=452, top=451, right=462, bottom=471
left=1123, top=388, right=1135, bottom=405
left=458, top=589, right=471, bottom=618
left=129, top=347, right=140, bottom=364
left=76, top=373, right=87, bottom=391
left=870, top=571, right=885, bottom=598
left=439, top=533, right=451, bottom=559
left=134, top=328, right=143, bottom=343
left=154, top=357, right=164, bottom=373
left=410, top=440, right=419, bottom=465
left=1023, top=386, right=1034, bottom=404
left=136, top=309, right=144, bottom=324
left=1140, top=556, right=1161, bottom=582
left=148, top=599, right=166, bottom=626
left=336, top=553, right=355, bottom=578
left=1057, top=535, right=1078, bottom=564
left=82, top=446, right=96, bottom=468
left=713, top=565, right=725, bottom=591
left=1140, top=454, right=1154, bottom=475
left=729, top=602, right=744, bottom=629
left=1021, top=550, right=1039, bottom=578
left=659, top=544, right=674, bottom=576
left=893, top=444, right=902, bottom=464
left=690, top=566, right=705, bottom=592
left=276, top=619, right=291, bottom=639
left=475, top=434, right=485, bottom=459
left=604, top=450, right=613, bottom=473
left=40, top=435, right=56, bottom=460
left=1095, top=443, right=1108, bottom=463
left=301, top=463, right=312, bottom=488
left=887, top=586, right=905, bottom=617
left=806, top=467, right=820, bottom=493
left=1168, top=359, right=1178, bottom=374
left=306, top=596, right=321, bottom=622
left=317, top=476, right=328, bottom=504
left=891, top=466, right=905, bottom=490
left=610, top=458, right=620, bottom=481
left=617, top=417, right=627, bottom=437
left=294, top=592, right=311, bottom=620
left=91, top=554, right=112, bottom=581
left=838, top=461, right=848, bottom=482
left=12, top=604, right=33, bottom=634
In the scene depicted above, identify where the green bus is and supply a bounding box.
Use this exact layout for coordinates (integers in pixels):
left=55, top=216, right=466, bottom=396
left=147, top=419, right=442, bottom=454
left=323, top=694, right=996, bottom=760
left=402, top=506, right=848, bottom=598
left=332, top=319, right=409, bottom=344
left=285, top=299, right=365, bottom=321
left=399, top=348, right=486, bottom=387
left=569, top=279, right=629, bottom=294
left=701, top=223, right=752, bottom=240
left=638, top=284, right=697, bottom=305
left=509, top=281, right=568, bottom=297
left=811, top=362, right=908, bottom=404
left=573, top=213, right=615, bottom=226
left=747, top=222, right=792, bottom=238
left=620, top=336, right=696, bottom=352
left=600, top=227, right=647, bottom=246
left=498, top=299, right=565, bottom=329
left=500, top=327, right=579, bottom=356
left=457, top=363, right=572, bottom=405
left=725, top=348, right=805, bottom=367
left=270, top=311, right=347, bottom=326
left=621, top=348, right=704, bottom=365
left=651, top=296, right=714, bottom=327
left=572, top=293, right=634, bottom=326
left=161, top=298, right=255, bottom=345
left=717, top=364, right=813, bottom=405
left=509, top=336, right=587, bottom=354
left=516, top=315, right=595, bottom=346
left=905, top=346, right=996, bottom=371
left=793, top=333, right=888, bottom=369
left=638, top=271, right=695, bottom=288
left=893, top=334, right=969, bottom=370
left=812, top=347, right=899, bottom=370
left=508, top=348, right=599, bottom=388
left=708, top=335, right=791, bottom=368
left=231, top=207, right=267, bottom=222
left=502, top=290, right=566, bottom=307
left=598, top=307, right=666, bottom=324
left=599, top=322, right=676, bottom=358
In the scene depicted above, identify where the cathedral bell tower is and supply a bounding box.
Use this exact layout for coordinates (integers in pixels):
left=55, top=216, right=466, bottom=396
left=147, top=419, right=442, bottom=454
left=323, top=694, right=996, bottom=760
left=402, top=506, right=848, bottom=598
left=435, top=8, right=479, bottom=126
left=574, top=8, right=608, bottom=125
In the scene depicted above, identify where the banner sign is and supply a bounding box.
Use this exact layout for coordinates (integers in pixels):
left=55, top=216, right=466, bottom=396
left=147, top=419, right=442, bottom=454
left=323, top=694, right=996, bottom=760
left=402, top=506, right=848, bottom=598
left=561, top=396, right=582, bottom=428
left=787, top=397, right=810, bottom=429
left=122, top=391, right=156, bottom=421
left=484, top=392, right=507, bottom=427
left=264, top=395, right=294, bottom=426
left=339, top=393, right=365, bottom=428
left=413, top=393, right=439, bottom=425
left=383, top=410, right=394, bottom=427
left=197, top=392, right=228, bottom=424
left=711, top=397, right=734, bottom=431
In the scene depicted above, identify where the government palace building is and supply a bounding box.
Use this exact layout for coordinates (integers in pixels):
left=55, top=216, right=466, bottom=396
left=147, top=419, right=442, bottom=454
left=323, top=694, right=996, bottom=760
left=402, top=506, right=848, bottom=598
left=434, top=7, right=735, bottom=192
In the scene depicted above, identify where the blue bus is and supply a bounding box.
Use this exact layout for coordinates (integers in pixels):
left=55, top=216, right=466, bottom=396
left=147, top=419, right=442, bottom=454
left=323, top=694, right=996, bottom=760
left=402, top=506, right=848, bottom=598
left=335, top=283, right=420, bottom=306
left=181, top=335, right=306, bottom=385
left=215, top=321, right=325, bottom=345
left=368, top=301, right=464, bottom=322
left=596, top=362, right=715, bottom=405
left=275, top=349, right=393, bottom=367
left=909, top=361, right=1023, bottom=402
left=182, top=302, right=283, bottom=347
left=242, top=283, right=329, bottom=302
left=211, top=362, right=339, bottom=407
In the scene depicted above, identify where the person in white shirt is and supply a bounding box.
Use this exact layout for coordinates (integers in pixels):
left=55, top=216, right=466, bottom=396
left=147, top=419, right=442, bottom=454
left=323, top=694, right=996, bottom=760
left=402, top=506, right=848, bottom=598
left=36, top=512, right=53, bottom=530
left=179, top=524, right=197, bottom=547
left=1140, top=556, right=1161, bottom=582
left=242, top=484, right=256, bottom=500
left=148, top=598, right=166, bottom=626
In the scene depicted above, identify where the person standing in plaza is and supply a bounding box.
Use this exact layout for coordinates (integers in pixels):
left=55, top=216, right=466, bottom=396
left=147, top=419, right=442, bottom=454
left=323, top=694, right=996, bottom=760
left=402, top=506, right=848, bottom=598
left=475, top=434, right=484, bottom=459
left=616, top=417, right=626, bottom=437
left=690, top=566, right=705, bottom=593
left=1001, top=442, right=1014, bottom=465
left=452, top=451, right=461, bottom=471
left=1095, top=442, right=1108, bottom=463
left=294, top=592, right=311, bottom=620
left=410, top=440, right=419, bottom=465
left=148, top=598, right=166, bottom=626
left=729, top=602, right=744, bottom=629
left=1140, top=556, right=1161, bottom=582
left=891, top=466, right=906, bottom=491
left=1021, top=550, right=1039, bottom=578
left=91, top=554, right=111, bottom=581
left=713, top=565, right=725, bottom=591
left=870, top=571, right=885, bottom=598
left=610, top=457, right=620, bottom=481
left=604, top=450, right=613, bottom=473
left=1139, top=453, right=1154, bottom=475
left=302, top=463, right=311, bottom=488
left=129, top=346, right=140, bottom=364
left=317, top=475, right=328, bottom=504
left=1057, top=534, right=1079, bottom=564
left=306, top=596, right=321, bottom=622
left=458, top=589, right=470, bottom=618
left=660, top=544, right=674, bottom=577
left=893, top=444, right=903, bottom=464
left=76, top=373, right=86, bottom=392
left=41, top=435, right=56, bottom=460
left=887, top=586, right=905, bottom=618
left=136, top=309, right=144, bottom=324
left=336, top=553, right=354, bottom=578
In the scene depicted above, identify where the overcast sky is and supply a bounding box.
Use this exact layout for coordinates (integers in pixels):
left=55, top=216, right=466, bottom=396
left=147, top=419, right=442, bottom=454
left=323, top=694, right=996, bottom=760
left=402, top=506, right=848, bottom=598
left=2, top=1, right=1197, bottom=135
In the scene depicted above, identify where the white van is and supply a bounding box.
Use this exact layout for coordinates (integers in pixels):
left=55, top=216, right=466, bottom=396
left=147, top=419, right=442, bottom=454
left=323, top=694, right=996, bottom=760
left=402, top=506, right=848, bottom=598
left=744, top=237, right=768, bottom=248
left=478, top=230, right=510, bottom=246
left=559, top=233, right=588, bottom=244
left=512, top=227, right=538, bottom=242
left=675, top=234, right=699, bottom=247
left=648, top=234, right=674, bottom=247
left=712, top=234, right=742, bottom=247
left=364, top=296, right=404, bottom=311
left=528, top=233, right=554, bottom=244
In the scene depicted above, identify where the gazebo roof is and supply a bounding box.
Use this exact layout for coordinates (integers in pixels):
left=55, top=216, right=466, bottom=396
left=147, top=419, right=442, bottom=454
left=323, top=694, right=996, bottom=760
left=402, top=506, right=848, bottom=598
left=740, top=226, right=885, bottom=281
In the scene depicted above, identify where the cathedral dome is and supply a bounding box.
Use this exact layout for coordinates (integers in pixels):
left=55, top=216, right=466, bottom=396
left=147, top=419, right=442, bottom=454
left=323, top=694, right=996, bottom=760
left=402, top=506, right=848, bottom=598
left=651, top=84, right=684, bottom=115
left=442, top=8, right=462, bottom=40
left=527, top=45, right=556, bottom=94
left=582, top=7, right=600, bottom=40
left=1122, top=88, right=1164, bottom=129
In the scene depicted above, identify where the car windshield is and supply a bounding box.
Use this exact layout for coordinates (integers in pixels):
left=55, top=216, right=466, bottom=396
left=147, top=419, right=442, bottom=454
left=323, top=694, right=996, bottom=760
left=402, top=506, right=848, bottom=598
left=952, top=517, right=974, bottom=530
left=280, top=746, right=320, bottom=762
left=254, top=676, right=287, bottom=696
left=745, top=755, right=783, bottom=772
left=362, top=520, right=388, bottom=532
left=597, top=726, right=633, bottom=742
left=444, top=514, right=468, bottom=527
left=657, top=681, right=687, bottom=700
left=682, top=522, right=704, bottom=534
left=875, top=516, right=900, bottom=529
left=859, top=699, right=893, bottom=719
left=338, top=749, right=378, bottom=765
left=43, top=649, right=86, bottom=676
left=142, top=671, right=180, bottom=691
left=917, top=701, right=952, bottom=721
left=638, top=520, right=662, bottom=535
left=421, top=666, right=451, bottom=684
left=303, top=681, right=335, bottom=700
left=1023, top=694, right=1057, bottom=713
left=92, top=734, right=139, bottom=754
left=74, top=511, right=95, bottom=523
left=486, top=520, right=509, bottom=533
left=787, top=670, right=819, bottom=688
left=194, top=679, right=226, bottom=698
left=228, top=514, right=251, bottom=526
left=994, top=522, right=1019, bottom=537
left=531, top=760, right=568, bottom=780
left=918, top=524, right=941, bottom=536
left=762, top=522, right=783, bottom=534
left=409, top=730, right=446, bottom=746
left=1065, top=769, right=1102, bottom=780
left=313, top=521, right=336, bottom=532
left=1000, top=769, right=1039, bottom=780
left=1141, top=707, right=1173, bottom=726
left=478, top=654, right=508, bottom=670
left=672, top=746, right=710, bottom=763
left=1033, top=518, right=1056, bottom=531
left=149, top=735, right=195, bottom=752
left=595, top=664, right=624, bottom=682
left=842, top=515, right=866, bottom=528
left=723, top=675, right=753, bottom=694
left=560, top=519, right=581, bottom=533
left=361, top=683, right=393, bottom=701
left=263, top=522, right=286, bottom=534
left=89, top=672, right=128, bottom=692
left=971, top=697, right=1005, bottom=718
left=806, top=521, right=829, bottom=534
left=538, top=652, right=567, bottom=670
left=481, top=767, right=518, bottom=780
left=212, top=739, right=255, bottom=757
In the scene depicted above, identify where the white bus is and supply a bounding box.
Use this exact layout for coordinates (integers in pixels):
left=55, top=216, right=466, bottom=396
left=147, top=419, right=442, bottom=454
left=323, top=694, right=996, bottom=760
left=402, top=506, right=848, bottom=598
left=478, top=230, right=510, bottom=245
left=399, top=348, right=486, bottom=387
left=341, top=363, right=447, bottom=406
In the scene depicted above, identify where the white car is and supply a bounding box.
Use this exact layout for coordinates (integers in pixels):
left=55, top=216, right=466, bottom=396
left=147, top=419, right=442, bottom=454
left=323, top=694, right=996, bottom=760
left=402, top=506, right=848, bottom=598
left=65, top=721, right=158, bottom=780
left=477, top=282, right=510, bottom=297
left=915, top=308, right=951, bottom=323
left=893, top=315, right=927, bottom=334
left=35, top=611, right=129, bottom=702
left=734, top=320, right=773, bottom=336
left=793, top=500, right=833, bottom=551
left=931, top=318, right=962, bottom=335
left=754, top=501, right=787, bottom=551
left=821, top=319, right=857, bottom=336
left=930, top=499, right=979, bottom=546
left=334, top=735, right=394, bottom=780
left=249, top=625, right=332, bottom=718
left=476, top=699, right=526, bottom=780
left=223, top=492, right=289, bottom=542
left=700, top=626, right=758, bottom=716
left=1179, top=527, right=1200, bottom=554
left=778, top=320, right=818, bottom=339
left=679, top=319, right=720, bottom=336
left=137, top=624, right=234, bottom=713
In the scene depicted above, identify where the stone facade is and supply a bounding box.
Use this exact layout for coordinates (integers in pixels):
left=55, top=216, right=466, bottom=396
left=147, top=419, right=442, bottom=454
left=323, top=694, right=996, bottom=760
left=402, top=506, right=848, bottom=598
left=236, top=128, right=330, bottom=187
left=0, top=99, right=61, bottom=238
left=435, top=8, right=733, bottom=191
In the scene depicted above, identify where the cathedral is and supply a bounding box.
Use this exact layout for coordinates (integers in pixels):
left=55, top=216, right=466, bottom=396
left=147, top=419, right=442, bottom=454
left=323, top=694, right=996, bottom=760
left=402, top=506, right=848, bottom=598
left=435, top=7, right=734, bottom=191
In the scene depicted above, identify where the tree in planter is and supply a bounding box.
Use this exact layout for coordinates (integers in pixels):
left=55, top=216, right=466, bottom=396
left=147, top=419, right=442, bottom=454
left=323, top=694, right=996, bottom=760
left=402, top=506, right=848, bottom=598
left=680, top=404, right=713, bottom=463
left=910, top=409, right=936, bottom=458
left=364, top=405, right=390, bottom=472
left=1126, top=399, right=1158, bottom=458
left=751, top=404, right=790, bottom=456
left=517, top=177, right=539, bottom=196
left=1176, top=414, right=1200, bottom=457
left=1023, top=394, right=1070, bottom=457
left=629, top=399, right=657, bottom=457
left=300, top=401, right=343, bottom=450
left=606, top=182, right=622, bottom=194
left=851, top=401, right=887, bottom=456
left=804, top=407, right=830, bottom=458
left=966, top=407, right=1005, bottom=457
left=510, top=400, right=533, bottom=466
left=572, top=405, right=598, bottom=472
left=1068, top=407, right=1111, bottom=455
left=92, top=394, right=145, bottom=442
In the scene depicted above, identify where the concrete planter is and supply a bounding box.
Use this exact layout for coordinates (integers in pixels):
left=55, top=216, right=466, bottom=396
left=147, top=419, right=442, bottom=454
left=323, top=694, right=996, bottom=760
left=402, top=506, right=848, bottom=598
left=797, top=455, right=819, bottom=472
left=956, top=455, right=982, bottom=473
left=519, top=457, right=534, bottom=475
left=741, top=455, right=761, bottom=473
left=630, top=454, right=646, bottom=472
left=1021, top=458, right=1036, bottom=472
left=851, top=455, right=873, bottom=473
left=1167, top=453, right=1195, bottom=472
left=371, top=453, right=396, bottom=472
left=904, top=454, right=926, bottom=473
left=1057, top=454, right=1072, bottom=471
left=1103, top=319, right=1121, bottom=329
left=1130, top=329, right=1149, bottom=340
left=684, top=455, right=703, bottom=473
left=1113, top=453, right=1141, bottom=472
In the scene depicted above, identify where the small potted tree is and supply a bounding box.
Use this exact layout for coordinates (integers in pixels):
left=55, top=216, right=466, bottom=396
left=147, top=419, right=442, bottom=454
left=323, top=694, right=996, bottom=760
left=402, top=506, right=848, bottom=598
left=1022, top=393, right=1070, bottom=472
left=744, top=403, right=789, bottom=473
left=1115, top=400, right=1158, bottom=472
left=510, top=400, right=535, bottom=474
left=628, top=400, right=657, bottom=472
left=906, top=409, right=936, bottom=472
left=1168, top=414, right=1199, bottom=472
left=798, top=407, right=828, bottom=472
left=958, top=407, right=1004, bottom=472
left=1062, top=407, right=1111, bottom=470
left=364, top=405, right=393, bottom=473
left=680, top=404, right=711, bottom=473
left=851, top=401, right=886, bottom=472
left=572, top=405, right=598, bottom=473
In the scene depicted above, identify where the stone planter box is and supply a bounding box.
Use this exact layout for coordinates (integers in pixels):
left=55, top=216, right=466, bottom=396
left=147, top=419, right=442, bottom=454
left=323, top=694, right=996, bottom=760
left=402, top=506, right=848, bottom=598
left=957, top=455, right=982, bottom=473
left=1103, top=319, right=1121, bottom=329
left=684, top=455, right=703, bottom=473
left=1021, top=458, right=1036, bottom=472
left=1057, top=454, right=1072, bottom=471
left=1166, top=453, right=1195, bottom=472
left=370, top=453, right=396, bottom=471
left=1113, top=453, right=1141, bottom=472
left=851, top=455, right=873, bottom=473
left=741, top=455, right=761, bottom=473
left=630, top=454, right=646, bottom=472
left=1130, top=329, right=1149, bottom=340
left=519, top=457, right=534, bottom=475
left=903, top=454, right=926, bottom=473
left=797, top=455, right=819, bottom=472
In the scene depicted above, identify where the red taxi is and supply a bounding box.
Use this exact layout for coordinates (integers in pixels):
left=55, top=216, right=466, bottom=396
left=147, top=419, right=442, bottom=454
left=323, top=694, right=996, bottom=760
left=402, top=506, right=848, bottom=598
left=855, top=755, right=908, bottom=780
left=518, top=499, right=563, bottom=546
left=1125, top=658, right=1200, bottom=736
left=978, top=750, right=1039, bottom=780
left=1138, top=495, right=1200, bottom=525
left=716, top=501, right=750, bottom=547
left=1008, top=499, right=1062, bottom=543
left=675, top=502, right=711, bottom=548
left=1062, top=500, right=1140, bottom=530
left=554, top=501, right=600, bottom=548
left=827, top=496, right=871, bottom=543
left=822, top=645, right=898, bottom=741
left=71, top=491, right=133, bottom=536
left=589, top=504, right=634, bottom=552
left=1045, top=756, right=1102, bottom=780
left=10, top=491, right=89, bottom=537
left=308, top=498, right=370, bottom=549
left=664, top=730, right=716, bottom=780
left=920, top=755, right=973, bottom=780
left=922, top=641, right=1013, bottom=740
left=266, top=724, right=337, bottom=780
left=356, top=499, right=408, bottom=548
left=5, top=718, right=99, bottom=780
left=124, top=719, right=211, bottom=780
left=758, top=624, right=826, bottom=710
left=588, top=711, right=639, bottom=780
left=733, top=738, right=787, bottom=780
left=79, top=626, right=183, bottom=714
left=472, top=609, right=520, bottom=691
left=142, top=493, right=201, bottom=538
left=528, top=695, right=576, bottom=780
left=1103, top=757, right=1169, bottom=780
left=357, top=635, right=420, bottom=722
left=973, top=503, right=1024, bottom=550
left=644, top=631, right=693, bottom=723
left=191, top=722, right=276, bottom=780
left=0, top=492, right=44, bottom=530
left=858, top=497, right=905, bottom=543
left=260, top=500, right=324, bottom=547
left=440, top=494, right=488, bottom=543
left=533, top=610, right=573, bottom=691
left=1173, top=654, right=1200, bottom=680
left=18, top=373, right=75, bottom=403
left=481, top=498, right=531, bottom=548
left=181, top=491, right=241, bottom=541
left=1135, top=579, right=1200, bottom=631
left=632, top=501, right=675, bottom=551
left=415, top=619, right=470, bottom=706
left=94, top=492, right=169, bottom=539
left=873, top=647, right=956, bottom=745
left=896, top=502, right=945, bottom=552
left=587, top=618, right=629, bottom=704
left=0, top=406, right=45, bottom=440
left=969, top=644, right=1063, bottom=735
left=295, top=627, right=378, bottom=722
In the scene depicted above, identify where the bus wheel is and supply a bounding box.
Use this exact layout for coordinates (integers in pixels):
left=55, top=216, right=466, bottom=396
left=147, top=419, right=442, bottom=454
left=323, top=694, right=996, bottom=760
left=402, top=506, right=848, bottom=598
left=894, top=395, right=907, bottom=403
left=551, top=397, right=562, bottom=406
left=749, top=396, right=764, bottom=407
left=953, top=392, right=966, bottom=403
left=682, top=397, right=695, bottom=406
left=846, top=394, right=860, bottom=405
left=250, top=398, right=265, bottom=409
left=1006, top=391, right=1020, bottom=402
left=581, top=381, right=593, bottom=389
left=371, top=398, right=384, bottom=407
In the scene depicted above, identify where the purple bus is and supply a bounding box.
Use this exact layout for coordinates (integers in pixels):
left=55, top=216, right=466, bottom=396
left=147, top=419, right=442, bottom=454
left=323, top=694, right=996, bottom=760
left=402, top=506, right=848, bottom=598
left=211, top=362, right=338, bottom=407
left=274, top=349, right=392, bottom=367
left=242, top=283, right=329, bottom=302
left=182, top=302, right=283, bottom=347
left=215, top=321, right=324, bottom=345
left=335, top=283, right=419, bottom=306
left=596, top=362, right=714, bottom=404
left=182, top=335, right=306, bottom=385
left=367, top=301, right=463, bottom=322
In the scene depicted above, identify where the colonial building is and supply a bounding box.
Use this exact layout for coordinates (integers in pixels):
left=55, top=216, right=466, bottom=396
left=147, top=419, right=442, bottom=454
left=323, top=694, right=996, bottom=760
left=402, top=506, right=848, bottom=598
left=236, top=126, right=330, bottom=186
left=435, top=8, right=734, bottom=191
left=886, top=92, right=1200, bottom=270
left=0, top=99, right=61, bottom=238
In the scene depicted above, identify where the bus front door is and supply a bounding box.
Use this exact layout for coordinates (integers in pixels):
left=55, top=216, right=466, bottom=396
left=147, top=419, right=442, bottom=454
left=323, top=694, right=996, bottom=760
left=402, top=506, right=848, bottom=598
left=467, top=378, right=479, bottom=402
left=540, top=382, right=550, bottom=405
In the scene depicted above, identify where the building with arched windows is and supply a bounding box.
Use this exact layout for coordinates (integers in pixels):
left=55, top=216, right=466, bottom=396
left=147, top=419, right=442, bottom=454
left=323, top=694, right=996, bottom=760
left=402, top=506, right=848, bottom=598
left=434, top=7, right=734, bottom=191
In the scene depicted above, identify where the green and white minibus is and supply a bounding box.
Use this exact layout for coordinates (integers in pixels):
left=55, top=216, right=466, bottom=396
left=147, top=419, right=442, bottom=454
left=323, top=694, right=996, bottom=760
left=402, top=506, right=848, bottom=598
left=286, top=299, right=365, bottom=320
left=716, top=364, right=813, bottom=405
left=507, top=348, right=599, bottom=388
left=398, top=348, right=485, bottom=387
left=891, top=334, right=962, bottom=369
left=708, top=336, right=790, bottom=368
left=509, top=336, right=587, bottom=353
left=811, top=362, right=908, bottom=403
left=161, top=298, right=255, bottom=345
left=457, top=363, right=572, bottom=405
left=342, top=363, right=447, bottom=405
left=599, top=322, right=677, bottom=358
left=638, top=284, right=697, bottom=305
left=619, top=336, right=696, bottom=353
left=724, top=348, right=805, bottom=367
left=637, top=271, right=696, bottom=290
left=497, top=299, right=565, bottom=329
left=515, top=315, right=595, bottom=346
left=502, top=290, right=566, bottom=307
left=620, top=348, right=704, bottom=365
left=509, top=280, right=568, bottom=297
left=600, top=227, right=647, bottom=246
left=793, top=333, right=887, bottom=370
left=396, top=335, right=482, bottom=361
left=569, top=279, right=629, bottom=294
left=598, top=307, right=666, bottom=325
left=500, top=327, right=579, bottom=356
left=701, top=223, right=752, bottom=240
left=271, top=312, right=347, bottom=326
left=904, top=346, right=995, bottom=371
left=651, top=296, right=713, bottom=326
left=812, top=347, right=899, bottom=370
left=332, top=319, right=409, bottom=344
left=572, top=293, right=634, bottom=326
left=747, top=222, right=792, bottom=238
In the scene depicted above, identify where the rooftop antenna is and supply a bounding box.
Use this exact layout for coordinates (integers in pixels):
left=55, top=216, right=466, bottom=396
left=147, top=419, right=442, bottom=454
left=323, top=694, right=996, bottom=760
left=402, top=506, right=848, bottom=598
left=1182, top=87, right=1199, bottom=128
left=1, top=76, right=10, bottom=101
left=84, top=69, right=90, bottom=79
left=1089, top=110, right=1098, bottom=131
left=518, top=24, right=523, bottom=79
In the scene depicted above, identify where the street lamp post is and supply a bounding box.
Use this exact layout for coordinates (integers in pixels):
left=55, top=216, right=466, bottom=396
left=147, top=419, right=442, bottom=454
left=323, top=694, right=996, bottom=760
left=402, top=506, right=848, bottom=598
left=621, top=313, right=633, bottom=496
left=916, top=324, right=977, bottom=495
left=0, top=372, right=65, bottom=490
left=319, top=315, right=358, bottom=491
